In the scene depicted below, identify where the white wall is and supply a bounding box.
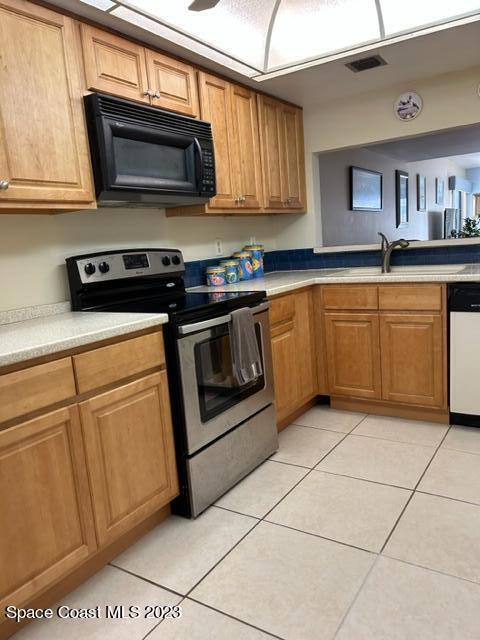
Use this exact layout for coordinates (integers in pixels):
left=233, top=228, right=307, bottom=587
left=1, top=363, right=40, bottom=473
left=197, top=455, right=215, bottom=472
left=273, top=65, right=480, bottom=250
left=0, top=210, right=276, bottom=311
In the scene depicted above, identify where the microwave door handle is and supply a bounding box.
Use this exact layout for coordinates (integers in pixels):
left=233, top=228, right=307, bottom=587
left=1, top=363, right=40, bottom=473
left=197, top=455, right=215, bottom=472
left=194, top=138, right=204, bottom=190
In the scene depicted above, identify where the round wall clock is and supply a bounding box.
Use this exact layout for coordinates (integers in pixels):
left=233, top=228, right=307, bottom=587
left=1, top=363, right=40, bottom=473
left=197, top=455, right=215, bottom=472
left=394, top=91, right=423, bottom=121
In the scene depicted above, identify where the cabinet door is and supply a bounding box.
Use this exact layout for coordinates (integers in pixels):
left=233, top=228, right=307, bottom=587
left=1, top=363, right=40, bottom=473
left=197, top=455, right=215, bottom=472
left=380, top=314, right=445, bottom=407
left=325, top=312, right=381, bottom=399
left=0, top=0, right=94, bottom=205
left=279, top=103, right=306, bottom=210
left=198, top=72, right=237, bottom=210
left=79, top=372, right=179, bottom=546
left=271, top=322, right=299, bottom=424
left=146, top=50, right=199, bottom=117
left=81, top=24, right=150, bottom=104
left=294, top=289, right=318, bottom=404
left=257, top=95, right=284, bottom=210
left=229, top=84, right=263, bottom=210
left=0, top=406, right=96, bottom=612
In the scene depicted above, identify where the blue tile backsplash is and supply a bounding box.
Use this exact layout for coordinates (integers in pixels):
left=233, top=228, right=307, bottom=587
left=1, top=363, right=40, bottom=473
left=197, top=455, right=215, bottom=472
left=184, top=243, right=480, bottom=287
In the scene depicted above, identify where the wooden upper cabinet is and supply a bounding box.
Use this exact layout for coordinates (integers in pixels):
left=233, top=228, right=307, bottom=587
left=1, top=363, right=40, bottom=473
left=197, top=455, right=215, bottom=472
left=81, top=24, right=150, bottom=104
left=380, top=313, right=445, bottom=408
left=257, top=95, right=306, bottom=211
left=79, top=372, right=179, bottom=546
left=257, top=95, right=283, bottom=210
left=81, top=25, right=199, bottom=117
left=229, top=84, right=263, bottom=210
left=0, top=0, right=95, bottom=209
left=198, top=72, right=237, bottom=210
left=324, top=312, right=382, bottom=400
left=145, top=50, right=199, bottom=117
left=0, top=406, right=96, bottom=611
left=280, top=103, right=306, bottom=210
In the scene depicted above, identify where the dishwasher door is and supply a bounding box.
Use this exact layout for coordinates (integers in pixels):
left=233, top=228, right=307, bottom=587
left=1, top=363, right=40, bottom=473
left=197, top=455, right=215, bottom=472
left=449, top=283, right=480, bottom=425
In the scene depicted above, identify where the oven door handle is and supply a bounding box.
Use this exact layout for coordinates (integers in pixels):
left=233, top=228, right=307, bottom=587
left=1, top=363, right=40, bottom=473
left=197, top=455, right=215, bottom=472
left=178, top=301, right=270, bottom=336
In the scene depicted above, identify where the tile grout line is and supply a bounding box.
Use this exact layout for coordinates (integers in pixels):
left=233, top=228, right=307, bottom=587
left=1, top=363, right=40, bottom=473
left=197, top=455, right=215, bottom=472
left=141, top=596, right=186, bottom=640
left=108, top=563, right=185, bottom=599
left=378, top=423, right=452, bottom=555
left=332, top=553, right=382, bottom=640
left=311, top=467, right=414, bottom=491
left=415, top=488, right=480, bottom=508
left=185, top=597, right=286, bottom=640
left=380, top=552, right=480, bottom=587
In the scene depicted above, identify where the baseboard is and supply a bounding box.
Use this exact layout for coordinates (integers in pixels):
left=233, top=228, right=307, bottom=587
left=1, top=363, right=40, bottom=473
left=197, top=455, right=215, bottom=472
left=331, top=396, right=449, bottom=424
left=0, top=505, right=171, bottom=640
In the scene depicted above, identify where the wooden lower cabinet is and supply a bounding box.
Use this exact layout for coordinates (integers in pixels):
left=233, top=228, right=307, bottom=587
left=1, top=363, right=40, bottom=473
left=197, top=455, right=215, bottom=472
left=79, top=371, right=179, bottom=546
left=380, top=313, right=444, bottom=408
left=270, top=290, right=317, bottom=425
left=324, top=312, right=382, bottom=400
left=0, top=406, right=96, bottom=613
left=318, top=284, right=447, bottom=414
left=270, top=319, right=299, bottom=423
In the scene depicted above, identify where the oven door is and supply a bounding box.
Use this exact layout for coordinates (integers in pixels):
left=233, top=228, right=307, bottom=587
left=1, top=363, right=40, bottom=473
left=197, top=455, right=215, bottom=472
left=100, top=118, right=202, bottom=194
left=177, top=304, right=274, bottom=455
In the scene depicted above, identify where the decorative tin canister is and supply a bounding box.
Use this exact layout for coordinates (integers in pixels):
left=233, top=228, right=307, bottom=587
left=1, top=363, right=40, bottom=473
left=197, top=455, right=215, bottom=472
left=205, top=266, right=227, bottom=286
left=219, top=259, right=240, bottom=284
left=232, top=251, right=253, bottom=280
left=243, top=244, right=264, bottom=278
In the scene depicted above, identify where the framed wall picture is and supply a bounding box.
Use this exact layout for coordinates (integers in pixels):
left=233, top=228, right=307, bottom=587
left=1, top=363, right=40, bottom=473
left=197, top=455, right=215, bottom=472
left=436, top=177, right=445, bottom=205
left=416, top=174, right=426, bottom=211
left=396, top=170, right=409, bottom=228
left=350, top=166, right=383, bottom=211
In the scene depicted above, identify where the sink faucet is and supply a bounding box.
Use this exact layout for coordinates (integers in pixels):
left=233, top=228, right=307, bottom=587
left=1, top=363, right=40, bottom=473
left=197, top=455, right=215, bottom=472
left=378, top=232, right=410, bottom=273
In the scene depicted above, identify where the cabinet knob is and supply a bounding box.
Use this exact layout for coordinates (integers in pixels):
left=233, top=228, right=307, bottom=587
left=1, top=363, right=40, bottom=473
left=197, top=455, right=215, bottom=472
left=284, top=197, right=292, bottom=205
left=0, top=180, right=9, bottom=190
left=235, top=196, right=240, bottom=204
left=241, top=196, right=246, bottom=203
left=154, top=91, right=161, bottom=99
left=144, top=89, right=155, bottom=97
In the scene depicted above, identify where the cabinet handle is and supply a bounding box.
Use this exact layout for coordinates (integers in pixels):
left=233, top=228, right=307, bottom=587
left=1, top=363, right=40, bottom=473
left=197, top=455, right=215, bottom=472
left=235, top=196, right=240, bottom=204
left=144, top=89, right=155, bottom=97
left=0, top=180, right=9, bottom=190
left=284, top=197, right=293, bottom=205
left=153, top=91, right=161, bottom=99
left=240, top=195, right=246, bottom=203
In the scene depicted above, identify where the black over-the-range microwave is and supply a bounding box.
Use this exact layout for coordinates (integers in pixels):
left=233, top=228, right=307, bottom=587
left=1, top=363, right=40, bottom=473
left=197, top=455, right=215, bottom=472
left=84, top=93, right=216, bottom=207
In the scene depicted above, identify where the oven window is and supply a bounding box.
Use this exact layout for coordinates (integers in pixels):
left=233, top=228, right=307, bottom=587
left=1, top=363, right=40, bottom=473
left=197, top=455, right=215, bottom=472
left=194, top=324, right=264, bottom=423
left=112, top=137, right=187, bottom=180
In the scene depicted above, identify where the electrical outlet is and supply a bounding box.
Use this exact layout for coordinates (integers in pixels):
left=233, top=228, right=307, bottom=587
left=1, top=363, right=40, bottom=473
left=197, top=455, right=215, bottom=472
left=214, top=238, right=223, bottom=256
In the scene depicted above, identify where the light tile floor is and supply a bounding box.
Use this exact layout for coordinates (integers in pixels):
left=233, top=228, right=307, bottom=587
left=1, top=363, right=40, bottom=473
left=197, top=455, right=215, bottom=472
left=13, top=408, right=480, bottom=640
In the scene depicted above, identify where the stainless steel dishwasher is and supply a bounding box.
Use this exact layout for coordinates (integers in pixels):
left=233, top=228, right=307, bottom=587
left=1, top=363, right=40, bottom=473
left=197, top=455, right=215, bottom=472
left=449, top=283, right=480, bottom=427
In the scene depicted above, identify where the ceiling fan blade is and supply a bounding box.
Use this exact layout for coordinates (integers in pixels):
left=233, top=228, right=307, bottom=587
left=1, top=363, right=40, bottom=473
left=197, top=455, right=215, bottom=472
left=188, top=0, right=221, bottom=11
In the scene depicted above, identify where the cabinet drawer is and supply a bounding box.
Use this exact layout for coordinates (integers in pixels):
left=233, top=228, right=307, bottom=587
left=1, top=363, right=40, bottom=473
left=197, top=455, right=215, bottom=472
left=379, top=285, right=442, bottom=311
left=323, top=286, right=378, bottom=310
left=0, top=358, right=76, bottom=424
left=269, top=294, right=296, bottom=326
left=73, top=332, right=165, bottom=394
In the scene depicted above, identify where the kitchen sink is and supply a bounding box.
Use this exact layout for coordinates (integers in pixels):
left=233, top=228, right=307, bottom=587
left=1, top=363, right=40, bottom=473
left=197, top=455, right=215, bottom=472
left=343, top=265, right=466, bottom=276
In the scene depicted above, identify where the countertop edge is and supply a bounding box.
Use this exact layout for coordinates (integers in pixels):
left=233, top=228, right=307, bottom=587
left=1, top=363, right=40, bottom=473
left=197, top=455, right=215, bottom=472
left=0, top=314, right=169, bottom=368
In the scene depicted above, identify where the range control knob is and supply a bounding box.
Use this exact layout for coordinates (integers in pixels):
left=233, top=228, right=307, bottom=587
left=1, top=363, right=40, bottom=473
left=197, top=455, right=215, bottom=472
left=84, top=263, right=96, bottom=275
left=171, top=255, right=181, bottom=265
left=99, top=261, right=110, bottom=274
left=162, top=256, right=171, bottom=266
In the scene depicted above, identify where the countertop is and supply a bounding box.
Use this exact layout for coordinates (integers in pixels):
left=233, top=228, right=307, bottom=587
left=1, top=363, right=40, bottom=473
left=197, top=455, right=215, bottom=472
left=0, top=310, right=169, bottom=368
left=189, top=264, right=480, bottom=297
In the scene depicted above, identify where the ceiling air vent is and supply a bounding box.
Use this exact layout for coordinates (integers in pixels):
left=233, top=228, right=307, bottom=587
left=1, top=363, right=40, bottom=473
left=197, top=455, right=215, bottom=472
left=345, top=55, right=387, bottom=73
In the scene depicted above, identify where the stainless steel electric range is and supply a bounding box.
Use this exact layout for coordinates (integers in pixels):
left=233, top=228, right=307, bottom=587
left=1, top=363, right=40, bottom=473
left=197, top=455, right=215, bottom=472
left=66, top=248, right=278, bottom=517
